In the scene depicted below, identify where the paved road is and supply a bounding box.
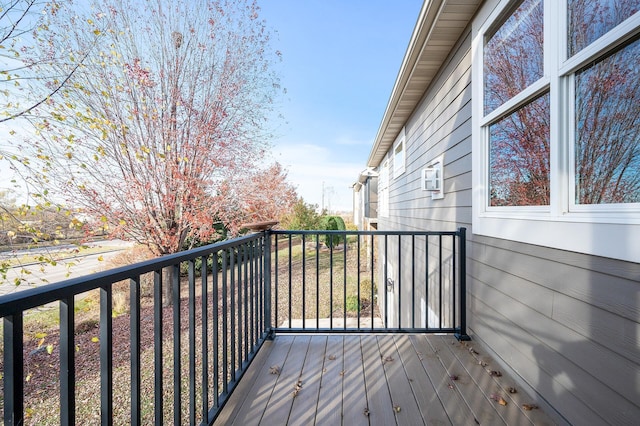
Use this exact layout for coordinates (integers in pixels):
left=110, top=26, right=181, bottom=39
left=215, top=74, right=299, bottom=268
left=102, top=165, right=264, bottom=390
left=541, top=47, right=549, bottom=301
left=0, top=241, right=133, bottom=296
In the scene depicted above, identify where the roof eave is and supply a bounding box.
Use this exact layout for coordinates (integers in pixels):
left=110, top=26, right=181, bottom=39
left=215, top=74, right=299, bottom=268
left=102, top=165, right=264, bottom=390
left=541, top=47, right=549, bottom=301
left=366, top=0, right=481, bottom=168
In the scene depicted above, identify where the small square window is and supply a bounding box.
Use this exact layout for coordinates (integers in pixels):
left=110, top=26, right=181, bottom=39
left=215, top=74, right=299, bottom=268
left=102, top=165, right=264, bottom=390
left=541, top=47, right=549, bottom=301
left=422, top=155, right=444, bottom=200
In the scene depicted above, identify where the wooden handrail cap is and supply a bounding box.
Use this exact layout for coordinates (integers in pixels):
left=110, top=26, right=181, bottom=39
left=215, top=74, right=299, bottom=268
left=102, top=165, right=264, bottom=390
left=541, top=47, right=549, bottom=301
left=241, top=220, right=279, bottom=232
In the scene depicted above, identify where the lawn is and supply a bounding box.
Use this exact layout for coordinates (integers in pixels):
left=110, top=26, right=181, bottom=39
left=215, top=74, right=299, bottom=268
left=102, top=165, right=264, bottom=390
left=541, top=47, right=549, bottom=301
left=0, top=239, right=380, bottom=424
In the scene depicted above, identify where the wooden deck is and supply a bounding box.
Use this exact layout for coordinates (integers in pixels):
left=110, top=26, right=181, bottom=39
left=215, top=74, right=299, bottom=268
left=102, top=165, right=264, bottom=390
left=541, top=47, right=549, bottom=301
left=215, top=334, right=556, bottom=425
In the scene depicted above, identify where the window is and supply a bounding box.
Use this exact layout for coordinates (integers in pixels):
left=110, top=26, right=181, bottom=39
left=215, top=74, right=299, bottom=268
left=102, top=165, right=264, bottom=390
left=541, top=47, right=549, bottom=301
left=472, top=0, right=640, bottom=262
left=379, top=160, right=389, bottom=218
left=393, top=127, right=406, bottom=178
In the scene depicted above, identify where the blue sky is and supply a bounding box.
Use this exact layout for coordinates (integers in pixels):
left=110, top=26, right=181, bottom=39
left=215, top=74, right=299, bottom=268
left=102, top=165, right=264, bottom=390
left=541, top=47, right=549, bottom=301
left=259, top=0, right=423, bottom=212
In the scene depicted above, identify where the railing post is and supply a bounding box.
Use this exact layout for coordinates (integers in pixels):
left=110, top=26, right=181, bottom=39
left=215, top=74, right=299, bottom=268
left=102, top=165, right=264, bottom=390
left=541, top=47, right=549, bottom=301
left=264, top=230, right=273, bottom=338
left=455, top=227, right=471, bottom=341
left=3, top=313, right=24, bottom=426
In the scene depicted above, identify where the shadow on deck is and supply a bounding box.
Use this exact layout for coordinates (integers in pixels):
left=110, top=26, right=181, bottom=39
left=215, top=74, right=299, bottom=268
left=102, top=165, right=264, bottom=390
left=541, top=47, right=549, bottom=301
left=216, top=334, right=555, bottom=425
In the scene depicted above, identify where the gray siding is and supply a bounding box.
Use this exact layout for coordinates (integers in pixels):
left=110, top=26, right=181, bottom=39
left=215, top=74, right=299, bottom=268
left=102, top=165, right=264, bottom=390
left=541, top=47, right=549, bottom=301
left=377, top=22, right=640, bottom=426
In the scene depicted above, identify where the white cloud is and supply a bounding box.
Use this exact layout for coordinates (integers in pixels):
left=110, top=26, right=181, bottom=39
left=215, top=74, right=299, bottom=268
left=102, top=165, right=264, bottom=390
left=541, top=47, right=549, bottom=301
left=271, top=142, right=363, bottom=212
left=335, top=135, right=371, bottom=146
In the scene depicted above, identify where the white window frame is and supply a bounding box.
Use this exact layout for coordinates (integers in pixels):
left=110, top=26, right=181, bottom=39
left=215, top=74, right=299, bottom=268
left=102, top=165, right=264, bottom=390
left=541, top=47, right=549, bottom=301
left=472, top=0, right=640, bottom=263
left=393, top=127, right=406, bottom=178
left=379, top=159, right=389, bottom=218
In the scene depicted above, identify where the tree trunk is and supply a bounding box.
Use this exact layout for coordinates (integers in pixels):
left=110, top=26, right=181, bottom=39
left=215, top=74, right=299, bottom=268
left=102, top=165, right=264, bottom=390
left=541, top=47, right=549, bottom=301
left=163, top=265, right=173, bottom=306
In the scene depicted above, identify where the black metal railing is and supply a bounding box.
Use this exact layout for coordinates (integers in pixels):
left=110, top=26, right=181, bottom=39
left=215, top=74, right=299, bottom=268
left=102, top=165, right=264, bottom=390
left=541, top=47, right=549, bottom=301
left=0, top=228, right=467, bottom=425
left=271, top=229, right=468, bottom=337
left=0, top=233, right=270, bottom=425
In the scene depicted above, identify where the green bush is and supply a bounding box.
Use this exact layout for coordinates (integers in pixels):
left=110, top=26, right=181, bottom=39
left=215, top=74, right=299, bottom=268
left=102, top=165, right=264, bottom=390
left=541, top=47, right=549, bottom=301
left=320, top=215, right=346, bottom=247
left=345, top=295, right=360, bottom=312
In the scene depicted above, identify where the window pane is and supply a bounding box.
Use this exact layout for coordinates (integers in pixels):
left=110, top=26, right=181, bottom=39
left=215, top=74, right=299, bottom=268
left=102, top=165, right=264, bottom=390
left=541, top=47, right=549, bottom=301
left=484, top=0, right=543, bottom=115
left=575, top=38, right=640, bottom=204
left=489, top=94, right=550, bottom=206
left=569, top=0, right=640, bottom=56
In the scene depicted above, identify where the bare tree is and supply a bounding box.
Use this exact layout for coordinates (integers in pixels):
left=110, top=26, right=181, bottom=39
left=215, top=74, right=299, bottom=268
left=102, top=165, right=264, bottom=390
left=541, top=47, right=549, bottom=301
left=16, top=0, right=288, bottom=300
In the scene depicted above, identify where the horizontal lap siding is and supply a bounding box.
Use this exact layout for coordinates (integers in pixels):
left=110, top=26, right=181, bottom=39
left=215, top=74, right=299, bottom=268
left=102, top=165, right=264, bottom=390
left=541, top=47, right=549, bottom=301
left=470, top=238, right=640, bottom=425
left=382, top=29, right=473, bottom=331
left=378, top=17, right=640, bottom=426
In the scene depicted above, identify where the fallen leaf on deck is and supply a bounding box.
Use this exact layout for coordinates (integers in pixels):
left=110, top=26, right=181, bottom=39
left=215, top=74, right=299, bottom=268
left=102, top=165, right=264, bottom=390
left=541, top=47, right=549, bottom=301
left=450, top=374, right=459, bottom=381
left=522, top=403, right=539, bottom=411
left=393, top=405, right=401, bottom=413
left=269, top=365, right=280, bottom=375
left=363, top=407, right=370, bottom=417
left=469, top=347, right=479, bottom=355
left=487, top=370, right=502, bottom=377
left=507, top=387, right=517, bottom=394
left=328, top=354, right=336, bottom=360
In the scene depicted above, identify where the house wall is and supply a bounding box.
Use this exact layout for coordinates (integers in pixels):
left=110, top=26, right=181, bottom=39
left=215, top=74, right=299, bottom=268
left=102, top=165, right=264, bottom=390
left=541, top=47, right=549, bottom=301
left=376, top=19, right=640, bottom=426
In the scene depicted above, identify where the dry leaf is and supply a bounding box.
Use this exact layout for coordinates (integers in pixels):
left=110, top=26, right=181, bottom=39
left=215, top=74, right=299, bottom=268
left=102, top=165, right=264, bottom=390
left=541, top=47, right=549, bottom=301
left=450, top=374, right=459, bottom=381
left=488, top=370, right=502, bottom=377
left=363, top=407, right=370, bottom=417
left=498, top=397, right=508, bottom=406
left=522, top=403, right=539, bottom=411
left=292, top=380, right=303, bottom=397
left=469, top=347, right=479, bottom=355
left=339, top=370, right=345, bottom=376
left=269, top=365, right=280, bottom=375
left=507, top=387, right=517, bottom=394
left=328, top=354, right=336, bottom=360
left=393, top=405, right=401, bottom=413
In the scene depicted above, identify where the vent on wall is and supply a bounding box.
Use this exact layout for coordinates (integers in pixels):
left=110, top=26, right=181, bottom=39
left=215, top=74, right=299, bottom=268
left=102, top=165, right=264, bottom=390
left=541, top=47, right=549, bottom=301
left=422, top=155, right=444, bottom=200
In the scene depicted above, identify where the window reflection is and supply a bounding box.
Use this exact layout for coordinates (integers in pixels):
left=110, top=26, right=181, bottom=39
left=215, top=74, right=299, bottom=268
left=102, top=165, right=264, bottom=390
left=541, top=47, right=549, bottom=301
left=484, top=0, right=543, bottom=115
left=569, top=0, right=640, bottom=56
left=490, top=94, right=550, bottom=206
left=575, top=37, right=640, bottom=204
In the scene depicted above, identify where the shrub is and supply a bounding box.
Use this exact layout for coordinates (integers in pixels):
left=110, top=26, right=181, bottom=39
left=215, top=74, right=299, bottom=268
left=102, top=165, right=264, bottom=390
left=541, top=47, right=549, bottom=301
left=320, top=215, right=346, bottom=247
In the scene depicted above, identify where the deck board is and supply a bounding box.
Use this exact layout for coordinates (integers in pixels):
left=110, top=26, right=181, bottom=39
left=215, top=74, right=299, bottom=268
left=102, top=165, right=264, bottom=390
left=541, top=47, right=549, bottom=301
left=394, top=335, right=450, bottom=424
left=216, top=334, right=557, bottom=426
left=315, top=335, right=344, bottom=425
left=411, top=334, right=480, bottom=425
left=425, top=335, right=507, bottom=425
left=378, top=335, right=424, bottom=424
left=341, top=336, right=368, bottom=426
left=261, top=335, right=311, bottom=424
left=288, top=335, right=327, bottom=425
left=361, top=335, right=397, bottom=426
left=228, top=335, right=295, bottom=425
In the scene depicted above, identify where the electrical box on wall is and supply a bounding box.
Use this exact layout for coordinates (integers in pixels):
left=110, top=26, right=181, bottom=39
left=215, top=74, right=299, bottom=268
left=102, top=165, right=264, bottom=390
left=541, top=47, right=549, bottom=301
left=422, top=155, right=444, bottom=199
